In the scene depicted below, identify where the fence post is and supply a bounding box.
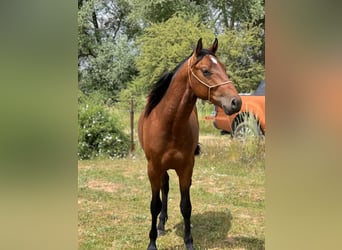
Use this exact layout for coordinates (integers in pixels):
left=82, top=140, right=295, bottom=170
left=130, top=96, right=135, bottom=156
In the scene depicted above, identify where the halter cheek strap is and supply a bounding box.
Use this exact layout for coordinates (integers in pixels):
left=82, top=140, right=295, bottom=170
left=187, top=59, right=232, bottom=102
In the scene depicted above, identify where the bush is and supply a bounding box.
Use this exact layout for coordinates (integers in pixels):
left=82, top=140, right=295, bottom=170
left=78, top=92, right=130, bottom=160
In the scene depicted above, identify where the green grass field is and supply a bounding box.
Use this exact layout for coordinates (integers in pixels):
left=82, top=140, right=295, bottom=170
left=78, top=129, right=265, bottom=250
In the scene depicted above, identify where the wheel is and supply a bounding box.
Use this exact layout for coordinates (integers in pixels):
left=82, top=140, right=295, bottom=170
left=233, top=116, right=262, bottom=139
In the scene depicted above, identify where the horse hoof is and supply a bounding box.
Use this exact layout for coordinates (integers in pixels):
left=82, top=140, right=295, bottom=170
left=157, top=228, right=166, bottom=237
left=186, top=244, right=194, bottom=250
left=147, top=242, right=157, bottom=250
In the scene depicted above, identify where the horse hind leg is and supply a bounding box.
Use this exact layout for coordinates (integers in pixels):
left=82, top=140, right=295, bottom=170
left=157, top=171, right=169, bottom=235
left=148, top=191, right=161, bottom=250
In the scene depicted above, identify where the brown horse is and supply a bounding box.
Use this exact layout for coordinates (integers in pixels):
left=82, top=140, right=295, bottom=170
left=138, top=38, right=242, bottom=250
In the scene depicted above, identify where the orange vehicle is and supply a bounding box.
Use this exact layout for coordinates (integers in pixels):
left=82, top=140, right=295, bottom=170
left=213, top=80, right=265, bottom=138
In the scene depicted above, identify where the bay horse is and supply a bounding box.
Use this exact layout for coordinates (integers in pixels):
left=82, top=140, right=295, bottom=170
left=138, top=38, right=242, bottom=250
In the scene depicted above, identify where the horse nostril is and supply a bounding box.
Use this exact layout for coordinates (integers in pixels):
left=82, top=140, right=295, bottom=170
left=231, top=97, right=241, bottom=111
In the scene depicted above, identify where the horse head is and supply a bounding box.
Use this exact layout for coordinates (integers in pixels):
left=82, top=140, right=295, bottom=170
left=188, top=38, right=242, bottom=115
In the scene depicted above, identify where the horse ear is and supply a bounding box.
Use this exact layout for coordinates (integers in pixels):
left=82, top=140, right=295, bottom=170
left=209, top=38, right=218, bottom=54
left=195, top=38, right=203, bottom=56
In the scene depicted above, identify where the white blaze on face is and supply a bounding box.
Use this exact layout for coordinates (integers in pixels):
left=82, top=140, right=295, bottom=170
left=210, top=56, right=217, bottom=65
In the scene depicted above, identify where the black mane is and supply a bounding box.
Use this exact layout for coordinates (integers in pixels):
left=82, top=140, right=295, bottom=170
left=144, top=49, right=215, bottom=117
left=144, top=72, right=173, bottom=117
left=144, top=57, right=188, bottom=117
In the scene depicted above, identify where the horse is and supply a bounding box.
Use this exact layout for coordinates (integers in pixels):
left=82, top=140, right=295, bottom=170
left=138, top=38, right=242, bottom=250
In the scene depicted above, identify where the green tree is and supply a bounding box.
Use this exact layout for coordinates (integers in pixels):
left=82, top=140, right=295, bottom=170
left=121, top=15, right=264, bottom=102
left=210, top=0, right=265, bottom=64
left=127, top=0, right=210, bottom=25
left=119, top=15, right=214, bottom=104
left=79, top=35, right=137, bottom=102
left=78, top=0, right=139, bottom=100
left=218, top=23, right=265, bottom=92
left=210, top=0, right=264, bottom=30
left=78, top=0, right=265, bottom=99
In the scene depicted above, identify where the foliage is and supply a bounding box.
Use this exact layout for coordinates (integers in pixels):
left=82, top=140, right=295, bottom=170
left=78, top=0, right=97, bottom=58
left=127, top=15, right=214, bottom=98
left=78, top=0, right=139, bottom=48
left=123, top=15, right=264, bottom=101
left=79, top=35, right=138, bottom=102
left=78, top=0, right=139, bottom=101
left=78, top=91, right=130, bottom=159
left=78, top=1, right=265, bottom=102
left=127, top=0, right=210, bottom=25
left=218, top=23, right=265, bottom=92
left=211, top=0, right=265, bottom=30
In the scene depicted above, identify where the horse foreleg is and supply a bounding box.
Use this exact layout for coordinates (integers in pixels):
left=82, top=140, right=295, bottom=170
left=157, top=171, right=169, bottom=235
left=180, top=188, right=193, bottom=250
left=147, top=169, right=162, bottom=250
left=177, top=166, right=194, bottom=250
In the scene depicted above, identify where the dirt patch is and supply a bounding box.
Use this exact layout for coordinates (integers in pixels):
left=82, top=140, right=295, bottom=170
left=199, top=135, right=230, bottom=143
left=87, top=180, right=122, bottom=193
left=199, top=135, right=220, bottom=141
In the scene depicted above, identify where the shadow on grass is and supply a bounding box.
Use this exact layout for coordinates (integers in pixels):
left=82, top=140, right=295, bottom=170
left=167, top=211, right=264, bottom=250
left=230, top=236, right=265, bottom=250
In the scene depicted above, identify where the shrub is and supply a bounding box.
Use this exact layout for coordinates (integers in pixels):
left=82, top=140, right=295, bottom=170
left=78, top=92, right=130, bottom=159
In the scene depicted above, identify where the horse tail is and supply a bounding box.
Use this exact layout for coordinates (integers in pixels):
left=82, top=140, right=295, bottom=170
left=194, top=144, right=201, bottom=156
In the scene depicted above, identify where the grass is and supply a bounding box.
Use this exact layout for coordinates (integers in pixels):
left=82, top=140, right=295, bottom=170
left=78, top=132, right=265, bottom=250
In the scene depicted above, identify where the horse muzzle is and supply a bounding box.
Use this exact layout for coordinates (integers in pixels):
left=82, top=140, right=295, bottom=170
left=222, top=96, right=242, bottom=115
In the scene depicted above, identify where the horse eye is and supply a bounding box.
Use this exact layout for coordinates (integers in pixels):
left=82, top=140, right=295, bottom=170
left=201, top=69, right=212, bottom=77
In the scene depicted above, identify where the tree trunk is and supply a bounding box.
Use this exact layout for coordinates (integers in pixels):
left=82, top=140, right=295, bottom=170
left=92, top=11, right=101, bottom=44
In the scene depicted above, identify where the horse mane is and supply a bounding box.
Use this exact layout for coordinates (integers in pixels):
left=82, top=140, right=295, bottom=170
left=144, top=49, right=215, bottom=117
left=144, top=57, right=188, bottom=117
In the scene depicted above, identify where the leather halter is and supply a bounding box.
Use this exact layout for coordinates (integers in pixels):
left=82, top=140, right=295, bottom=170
left=187, top=58, right=232, bottom=102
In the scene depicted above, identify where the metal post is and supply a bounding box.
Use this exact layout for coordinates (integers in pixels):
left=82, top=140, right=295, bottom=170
left=130, top=96, right=135, bottom=156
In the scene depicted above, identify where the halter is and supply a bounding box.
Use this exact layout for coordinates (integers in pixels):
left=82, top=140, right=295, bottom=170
left=187, top=58, right=232, bottom=102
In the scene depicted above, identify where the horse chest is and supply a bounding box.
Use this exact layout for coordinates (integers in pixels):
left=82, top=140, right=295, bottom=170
left=161, top=149, right=187, bottom=169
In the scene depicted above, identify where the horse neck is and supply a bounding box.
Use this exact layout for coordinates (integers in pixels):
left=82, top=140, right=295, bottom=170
left=157, top=68, right=197, bottom=128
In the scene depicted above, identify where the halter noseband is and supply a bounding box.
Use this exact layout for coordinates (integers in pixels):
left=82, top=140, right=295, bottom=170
left=187, top=58, right=232, bottom=102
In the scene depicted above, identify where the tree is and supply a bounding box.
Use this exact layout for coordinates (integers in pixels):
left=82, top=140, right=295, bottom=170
left=218, top=23, right=265, bottom=92
left=78, top=0, right=265, bottom=100
left=209, top=0, right=265, bottom=64
left=78, top=0, right=139, bottom=100
left=122, top=15, right=264, bottom=102
left=79, top=36, right=138, bottom=101
left=210, top=0, right=264, bottom=30
left=127, top=0, right=210, bottom=26
left=119, top=15, right=214, bottom=103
